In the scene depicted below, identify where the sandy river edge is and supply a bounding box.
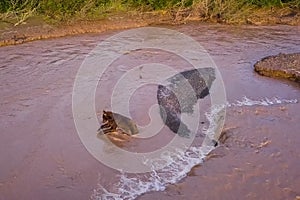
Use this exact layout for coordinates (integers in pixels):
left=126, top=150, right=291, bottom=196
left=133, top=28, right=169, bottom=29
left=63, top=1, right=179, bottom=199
left=1, top=8, right=300, bottom=47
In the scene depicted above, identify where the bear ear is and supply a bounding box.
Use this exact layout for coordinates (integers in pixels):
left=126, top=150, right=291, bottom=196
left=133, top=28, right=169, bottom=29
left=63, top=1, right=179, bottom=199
left=103, top=110, right=106, bottom=114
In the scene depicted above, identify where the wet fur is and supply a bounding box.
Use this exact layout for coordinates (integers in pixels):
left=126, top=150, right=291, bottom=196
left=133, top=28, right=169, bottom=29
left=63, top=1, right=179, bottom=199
left=98, top=110, right=139, bottom=135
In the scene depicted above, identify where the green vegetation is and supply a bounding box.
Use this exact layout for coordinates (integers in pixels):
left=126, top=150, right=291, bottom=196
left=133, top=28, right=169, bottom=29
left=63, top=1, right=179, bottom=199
left=0, top=0, right=299, bottom=25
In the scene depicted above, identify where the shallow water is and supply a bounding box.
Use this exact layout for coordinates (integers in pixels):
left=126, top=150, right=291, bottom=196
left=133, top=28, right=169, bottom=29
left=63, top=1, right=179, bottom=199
left=0, top=24, right=299, bottom=200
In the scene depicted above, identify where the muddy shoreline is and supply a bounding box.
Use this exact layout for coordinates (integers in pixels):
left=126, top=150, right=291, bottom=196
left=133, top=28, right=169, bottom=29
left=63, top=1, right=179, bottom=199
left=1, top=7, right=300, bottom=47
left=0, top=12, right=172, bottom=47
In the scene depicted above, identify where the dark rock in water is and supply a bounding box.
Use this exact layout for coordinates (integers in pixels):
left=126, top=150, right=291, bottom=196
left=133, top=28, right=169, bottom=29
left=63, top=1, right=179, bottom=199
left=212, top=139, right=218, bottom=147
left=157, top=68, right=216, bottom=137
left=254, top=52, right=300, bottom=83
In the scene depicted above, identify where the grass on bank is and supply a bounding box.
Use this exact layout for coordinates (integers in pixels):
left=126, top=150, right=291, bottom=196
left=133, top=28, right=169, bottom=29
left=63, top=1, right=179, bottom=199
left=0, top=0, right=300, bottom=25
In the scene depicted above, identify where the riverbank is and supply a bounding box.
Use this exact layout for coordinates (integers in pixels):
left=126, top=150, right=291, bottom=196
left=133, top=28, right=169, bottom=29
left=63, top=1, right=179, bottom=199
left=1, top=6, right=300, bottom=47
left=0, top=11, right=171, bottom=46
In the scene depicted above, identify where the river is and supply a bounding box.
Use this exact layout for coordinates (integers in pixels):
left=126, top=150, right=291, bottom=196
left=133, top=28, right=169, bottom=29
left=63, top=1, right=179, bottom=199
left=0, top=24, right=299, bottom=200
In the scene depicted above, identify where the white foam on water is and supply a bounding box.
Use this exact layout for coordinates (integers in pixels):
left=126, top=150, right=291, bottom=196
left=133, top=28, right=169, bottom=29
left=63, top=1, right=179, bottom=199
left=91, top=105, right=221, bottom=200
left=228, top=96, right=298, bottom=107
left=91, top=96, right=298, bottom=200
left=92, top=145, right=215, bottom=200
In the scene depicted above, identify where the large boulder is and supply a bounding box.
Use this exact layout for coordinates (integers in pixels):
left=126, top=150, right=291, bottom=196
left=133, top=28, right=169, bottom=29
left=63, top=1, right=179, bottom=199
left=254, top=53, right=300, bottom=83
left=157, top=68, right=216, bottom=137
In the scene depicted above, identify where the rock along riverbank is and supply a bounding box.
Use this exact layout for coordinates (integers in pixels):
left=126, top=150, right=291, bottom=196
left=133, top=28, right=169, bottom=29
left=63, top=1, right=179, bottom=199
left=254, top=52, right=300, bottom=83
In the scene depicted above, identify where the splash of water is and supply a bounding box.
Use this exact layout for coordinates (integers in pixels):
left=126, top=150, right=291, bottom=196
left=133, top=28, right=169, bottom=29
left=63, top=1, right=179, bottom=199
left=91, top=96, right=298, bottom=200
left=228, top=96, right=298, bottom=107
left=91, top=104, right=221, bottom=200
left=92, top=146, right=215, bottom=200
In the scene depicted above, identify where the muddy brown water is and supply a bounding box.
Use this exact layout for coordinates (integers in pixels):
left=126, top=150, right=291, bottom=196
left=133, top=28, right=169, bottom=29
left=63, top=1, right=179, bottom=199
left=0, top=24, right=300, bottom=200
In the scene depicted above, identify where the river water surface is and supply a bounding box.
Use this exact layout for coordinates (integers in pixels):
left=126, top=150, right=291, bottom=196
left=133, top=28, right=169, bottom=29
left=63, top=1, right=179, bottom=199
left=0, top=24, right=300, bottom=200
